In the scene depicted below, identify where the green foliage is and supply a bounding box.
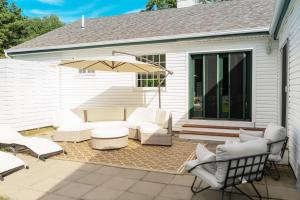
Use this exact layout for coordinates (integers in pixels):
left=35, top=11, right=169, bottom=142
left=199, top=0, right=230, bottom=3
left=144, top=0, right=230, bottom=11
left=0, top=0, right=63, bottom=57
left=145, top=0, right=177, bottom=11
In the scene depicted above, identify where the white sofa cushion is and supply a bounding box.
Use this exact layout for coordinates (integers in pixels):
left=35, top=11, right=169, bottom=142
left=215, top=139, right=268, bottom=185
left=240, top=129, right=264, bottom=137
left=139, top=123, right=168, bottom=134
left=155, top=109, right=170, bottom=129
left=86, top=107, right=125, bottom=122
left=54, top=109, right=84, bottom=128
left=196, top=144, right=217, bottom=174
left=264, top=123, right=286, bottom=155
left=185, top=159, right=221, bottom=189
left=127, top=107, right=156, bottom=124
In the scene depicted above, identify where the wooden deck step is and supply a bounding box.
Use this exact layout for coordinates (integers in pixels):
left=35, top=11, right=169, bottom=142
left=180, top=130, right=239, bottom=137
left=182, top=124, right=265, bottom=132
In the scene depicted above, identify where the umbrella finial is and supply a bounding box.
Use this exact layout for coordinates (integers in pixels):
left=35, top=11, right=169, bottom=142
left=81, top=15, right=85, bottom=29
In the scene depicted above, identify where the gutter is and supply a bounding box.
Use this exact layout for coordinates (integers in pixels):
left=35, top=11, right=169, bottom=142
left=5, top=27, right=269, bottom=56
left=270, top=0, right=291, bottom=39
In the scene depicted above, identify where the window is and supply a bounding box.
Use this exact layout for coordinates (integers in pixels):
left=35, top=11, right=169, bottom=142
left=136, top=54, right=166, bottom=87
left=78, top=69, right=95, bottom=74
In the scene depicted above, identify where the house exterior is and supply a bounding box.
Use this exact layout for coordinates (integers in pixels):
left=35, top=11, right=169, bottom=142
left=4, top=0, right=280, bottom=130
left=270, top=0, right=300, bottom=178
left=3, top=0, right=300, bottom=178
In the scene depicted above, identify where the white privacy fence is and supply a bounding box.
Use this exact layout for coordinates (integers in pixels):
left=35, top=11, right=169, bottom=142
left=0, top=59, right=58, bottom=131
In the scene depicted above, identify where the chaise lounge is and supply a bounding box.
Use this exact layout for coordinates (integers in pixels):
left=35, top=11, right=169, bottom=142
left=0, top=151, right=27, bottom=181
left=0, top=126, right=64, bottom=160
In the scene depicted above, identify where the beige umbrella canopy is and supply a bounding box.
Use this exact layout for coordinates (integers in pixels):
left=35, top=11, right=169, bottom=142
left=59, top=51, right=173, bottom=108
left=60, top=56, right=167, bottom=73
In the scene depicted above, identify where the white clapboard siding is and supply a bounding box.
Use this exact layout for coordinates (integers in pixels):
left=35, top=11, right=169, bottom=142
left=277, top=0, right=300, bottom=177
left=0, top=59, right=58, bottom=131
left=13, top=35, right=280, bottom=131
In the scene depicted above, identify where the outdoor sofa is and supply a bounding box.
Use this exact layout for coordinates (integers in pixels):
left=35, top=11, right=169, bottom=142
left=0, top=126, right=64, bottom=160
left=53, top=107, right=172, bottom=145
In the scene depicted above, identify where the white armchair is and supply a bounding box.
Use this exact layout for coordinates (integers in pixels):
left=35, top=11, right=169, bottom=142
left=239, top=123, right=288, bottom=180
left=185, top=140, right=269, bottom=200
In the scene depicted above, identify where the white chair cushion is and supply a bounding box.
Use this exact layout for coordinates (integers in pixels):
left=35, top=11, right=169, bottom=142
left=127, top=107, right=156, bottom=124
left=139, top=123, right=168, bottom=134
left=239, top=133, right=262, bottom=143
left=268, top=154, right=282, bottom=162
left=215, top=139, right=268, bottom=185
left=196, top=144, right=217, bottom=174
left=185, top=159, right=221, bottom=189
left=264, top=123, right=286, bottom=155
left=155, top=109, right=170, bottom=129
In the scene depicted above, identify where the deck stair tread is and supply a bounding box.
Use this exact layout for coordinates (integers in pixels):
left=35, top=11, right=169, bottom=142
left=180, top=124, right=265, bottom=138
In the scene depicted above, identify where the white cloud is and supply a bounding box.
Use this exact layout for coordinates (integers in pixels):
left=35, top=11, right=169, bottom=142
left=125, top=8, right=143, bottom=14
left=37, top=0, right=63, bottom=5
left=29, top=9, right=52, bottom=15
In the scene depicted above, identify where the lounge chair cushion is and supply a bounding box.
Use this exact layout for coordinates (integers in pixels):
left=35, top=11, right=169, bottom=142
left=0, top=126, right=23, bottom=141
left=155, top=109, right=170, bottom=129
left=126, top=107, right=156, bottom=124
left=0, top=152, right=26, bottom=175
left=264, top=123, right=286, bottom=155
left=139, top=123, right=168, bottom=134
left=185, top=159, right=221, bottom=189
left=86, top=107, right=125, bottom=122
left=11, top=137, right=63, bottom=157
left=215, top=139, right=268, bottom=185
left=196, top=144, right=217, bottom=174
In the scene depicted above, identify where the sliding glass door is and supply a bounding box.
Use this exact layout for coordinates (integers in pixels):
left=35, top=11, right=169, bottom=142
left=189, top=51, right=252, bottom=121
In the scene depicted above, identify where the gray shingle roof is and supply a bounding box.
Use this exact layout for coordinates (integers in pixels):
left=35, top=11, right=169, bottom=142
left=9, top=0, right=275, bottom=51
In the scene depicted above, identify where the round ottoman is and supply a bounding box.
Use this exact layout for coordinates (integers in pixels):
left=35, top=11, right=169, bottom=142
left=91, top=127, right=129, bottom=150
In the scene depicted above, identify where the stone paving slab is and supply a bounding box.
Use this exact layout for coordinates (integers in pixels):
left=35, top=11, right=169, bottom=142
left=0, top=148, right=299, bottom=200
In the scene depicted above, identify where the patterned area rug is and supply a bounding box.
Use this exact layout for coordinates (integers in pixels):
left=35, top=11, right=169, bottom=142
left=54, top=139, right=202, bottom=174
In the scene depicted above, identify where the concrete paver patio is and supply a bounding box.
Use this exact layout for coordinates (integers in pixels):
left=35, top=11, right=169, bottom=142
left=0, top=153, right=299, bottom=200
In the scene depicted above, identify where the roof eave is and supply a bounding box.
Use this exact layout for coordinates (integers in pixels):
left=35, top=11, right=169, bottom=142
left=270, top=0, right=291, bottom=39
left=5, top=27, right=270, bottom=56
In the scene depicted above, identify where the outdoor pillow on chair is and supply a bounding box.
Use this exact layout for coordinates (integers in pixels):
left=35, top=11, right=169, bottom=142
left=264, top=123, right=286, bottom=156
left=215, top=139, right=268, bottom=185
left=239, top=129, right=264, bottom=143
left=195, top=144, right=217, bottom=174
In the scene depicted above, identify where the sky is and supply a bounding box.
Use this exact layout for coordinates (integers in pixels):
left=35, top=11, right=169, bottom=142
left=11, top=0, right=149, bottom=23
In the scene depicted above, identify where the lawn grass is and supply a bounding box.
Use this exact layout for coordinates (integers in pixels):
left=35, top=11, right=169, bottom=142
left=0, top=196, right=10, bottom=200
left=20, top=126, right=55, bottom=136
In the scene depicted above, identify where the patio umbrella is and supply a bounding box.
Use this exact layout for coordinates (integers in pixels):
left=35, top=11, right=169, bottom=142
left=59, top=51, right=173, bottom=108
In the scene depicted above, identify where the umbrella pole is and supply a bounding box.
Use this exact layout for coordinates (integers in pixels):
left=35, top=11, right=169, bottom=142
left=158, top=71, right=161, bottom=108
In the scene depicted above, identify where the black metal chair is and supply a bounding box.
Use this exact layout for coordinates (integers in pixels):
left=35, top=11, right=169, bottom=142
left=265, top=137, right=289, bottom=180
left=187, top=152, right=270, bottom=200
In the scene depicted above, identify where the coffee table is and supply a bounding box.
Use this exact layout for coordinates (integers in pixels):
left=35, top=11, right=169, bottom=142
left=91, top=127, right=129, bottom=150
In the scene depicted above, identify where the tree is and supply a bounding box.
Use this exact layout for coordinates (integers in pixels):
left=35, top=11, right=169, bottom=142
left=145, top=0, right=177, bottom=11
left=199, top=0, right=230, bottom=3
left=0, top=0, right=63, bottom=57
